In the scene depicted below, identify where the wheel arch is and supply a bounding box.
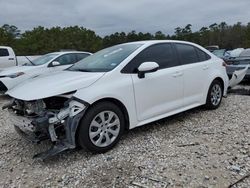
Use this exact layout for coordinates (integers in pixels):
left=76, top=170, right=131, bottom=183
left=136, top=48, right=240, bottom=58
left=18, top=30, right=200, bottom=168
left=206, top=77, right=225, bottom=96
left=88, top=97, right=130, bottom=130
left=213, top=77, right=225, bottom=93
left=203, top=76, right=225, bottom=104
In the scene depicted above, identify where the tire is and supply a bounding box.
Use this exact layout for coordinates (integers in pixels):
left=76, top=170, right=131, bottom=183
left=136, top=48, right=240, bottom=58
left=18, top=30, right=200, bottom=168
left=205, top=80, right=223, bottom=110
left=77, top=101, right=125, bottom=153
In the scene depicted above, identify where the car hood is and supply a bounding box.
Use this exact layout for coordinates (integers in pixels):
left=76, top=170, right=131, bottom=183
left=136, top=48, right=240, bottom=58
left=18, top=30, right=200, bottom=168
left=7, top=70, right=105, bottom=101
left=0, top=65, right=37, bottom=75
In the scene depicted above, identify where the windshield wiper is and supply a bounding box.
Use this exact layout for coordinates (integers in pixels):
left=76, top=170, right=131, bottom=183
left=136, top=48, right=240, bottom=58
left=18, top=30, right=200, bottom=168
left=24, top=56, right=35, bottom=66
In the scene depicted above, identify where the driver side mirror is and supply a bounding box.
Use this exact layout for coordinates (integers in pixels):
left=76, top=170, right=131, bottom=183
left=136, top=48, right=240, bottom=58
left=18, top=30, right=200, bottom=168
left=49, top=61, right=60, bottom=67
left=137, top=62, right=159, bottom=79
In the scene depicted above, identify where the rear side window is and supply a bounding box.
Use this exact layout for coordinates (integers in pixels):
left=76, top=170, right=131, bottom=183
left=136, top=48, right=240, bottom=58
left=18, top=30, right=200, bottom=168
left=196, top=48, right=211, bottom=61
left=175, top=44, right=199, bottom=65
left=122, top=43, right=178, bottom=73
left=0, top=48, right=9, bottom=57
left=76, top=53, right=90, bottom=62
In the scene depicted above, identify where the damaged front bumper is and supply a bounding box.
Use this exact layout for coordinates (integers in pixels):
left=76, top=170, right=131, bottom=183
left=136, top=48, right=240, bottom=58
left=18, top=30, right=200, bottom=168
left=5, top=97, right=89, bottom=160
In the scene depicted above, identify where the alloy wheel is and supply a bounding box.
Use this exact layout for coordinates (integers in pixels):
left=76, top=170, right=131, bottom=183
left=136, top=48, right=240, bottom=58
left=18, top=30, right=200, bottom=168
left=89, top=111, right=120, bottom=147
left=210, top=84, right=222, bottom=106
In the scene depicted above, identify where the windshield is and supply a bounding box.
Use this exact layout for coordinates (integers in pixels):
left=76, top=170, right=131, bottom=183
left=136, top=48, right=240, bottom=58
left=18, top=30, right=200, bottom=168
left=69, top=43, right=143, bottom=72
left=30, top=54, right=58, bottom=66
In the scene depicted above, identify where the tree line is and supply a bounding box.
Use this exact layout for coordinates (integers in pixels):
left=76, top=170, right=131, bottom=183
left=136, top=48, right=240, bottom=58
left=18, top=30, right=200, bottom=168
left=0, top=22, right=250, bottom=56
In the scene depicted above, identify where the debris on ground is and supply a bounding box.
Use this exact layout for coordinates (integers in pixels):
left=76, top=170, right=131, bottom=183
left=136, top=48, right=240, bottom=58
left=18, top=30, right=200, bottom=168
left=0, top=85, right=250, bottom=187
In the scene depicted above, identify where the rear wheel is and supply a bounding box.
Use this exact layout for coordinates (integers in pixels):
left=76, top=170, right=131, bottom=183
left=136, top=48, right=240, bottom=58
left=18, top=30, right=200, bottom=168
left=77, top=101, right=125, bottom=153
left=205, top=80, right=223, bottom=110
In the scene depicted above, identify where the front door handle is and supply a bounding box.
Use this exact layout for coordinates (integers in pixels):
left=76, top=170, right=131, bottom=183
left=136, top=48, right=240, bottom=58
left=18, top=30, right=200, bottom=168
left=173, top=71, right=183, bottom=77
left=203, top=65, right=209, bottom=70
left=8, top=58, right=14, bottom=60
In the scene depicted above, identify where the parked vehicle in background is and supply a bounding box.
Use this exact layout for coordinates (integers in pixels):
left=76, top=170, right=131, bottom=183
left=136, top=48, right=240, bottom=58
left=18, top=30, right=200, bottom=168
left=0, top=51, right=92, bottom=93
left=228, top=48, right=244, bottom=58
left=205, top=45, right=219, bottom=52
left=0, top=46, right=17, bottom=68
left=212, top=49, right=231, bottom=60
left=5, top=40, right=229, bottom=159
left=0, top=46, right=42, bottom=68
left=239, top=48, right=250, bottom=57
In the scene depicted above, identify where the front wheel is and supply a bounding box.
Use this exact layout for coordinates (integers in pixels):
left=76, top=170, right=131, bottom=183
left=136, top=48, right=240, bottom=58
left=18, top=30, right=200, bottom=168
left=205, top=80, right=223, bottom=110
left=77, top=101, right=125, bottom=153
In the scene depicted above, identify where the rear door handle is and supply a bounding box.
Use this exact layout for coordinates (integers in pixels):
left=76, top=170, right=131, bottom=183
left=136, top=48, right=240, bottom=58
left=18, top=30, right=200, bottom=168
left=172, top=71, right=183, bottom=77
left=8, top=58, right=14, bottom=60
left=203, top=65, right=209, bottom=70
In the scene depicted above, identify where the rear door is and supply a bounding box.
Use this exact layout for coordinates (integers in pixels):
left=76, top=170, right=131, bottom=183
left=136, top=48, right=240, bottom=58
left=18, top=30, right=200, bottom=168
left=0, top=48, right=15, bottom=68
left=122, top=43, right=184, bottom=121
left=174, top=43, right=211, bottom=107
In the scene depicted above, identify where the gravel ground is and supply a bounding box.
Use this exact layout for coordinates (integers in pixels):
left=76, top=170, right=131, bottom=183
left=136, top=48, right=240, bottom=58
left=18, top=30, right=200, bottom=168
left=0, top=86, right=250, bottom=188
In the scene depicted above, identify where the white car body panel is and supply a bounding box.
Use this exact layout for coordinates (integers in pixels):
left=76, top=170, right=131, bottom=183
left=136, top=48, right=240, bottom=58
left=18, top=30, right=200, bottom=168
left=228, top=64, right=249, bottom=88
left=7, top=40, right=229, bottom=130
left=0, top=64, right=69, bottom=90
left=7, top=71, right=105, bottom=100
left=0, top=51, right=91, bottom=92
left=131, top=67, right=183, bottom=121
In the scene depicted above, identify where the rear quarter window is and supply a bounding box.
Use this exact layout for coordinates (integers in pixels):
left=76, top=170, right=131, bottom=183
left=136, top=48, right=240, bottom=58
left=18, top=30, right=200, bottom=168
left=175, top=43, right=199, bottom=65
left=196, top=48, right=211, bottom=62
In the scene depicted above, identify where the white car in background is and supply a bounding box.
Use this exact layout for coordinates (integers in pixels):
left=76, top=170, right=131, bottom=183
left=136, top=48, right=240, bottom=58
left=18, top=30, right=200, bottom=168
left=5, top=40, right=228, bottom=160
left=0, top=51, right=92, bottom=93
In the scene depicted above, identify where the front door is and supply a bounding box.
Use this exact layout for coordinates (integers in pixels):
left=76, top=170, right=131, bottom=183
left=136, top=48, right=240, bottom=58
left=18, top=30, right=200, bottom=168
left=122, top=43, right=183, bottom=121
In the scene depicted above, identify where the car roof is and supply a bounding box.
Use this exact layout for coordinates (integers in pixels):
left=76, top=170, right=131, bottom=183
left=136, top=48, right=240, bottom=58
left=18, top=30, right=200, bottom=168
left=122, top=40, right=203, bottom=47
left=48, top=51, right=92, bottom=56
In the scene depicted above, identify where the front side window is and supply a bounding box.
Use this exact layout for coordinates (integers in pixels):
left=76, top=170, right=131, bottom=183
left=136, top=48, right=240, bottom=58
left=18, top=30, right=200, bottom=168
left=0, top=48, right=9, bottom=57
left=55, top=54, right=77, bottom=65
left=122, top=43, right=178, bottom=73
left=175, top=43, right=199, bottom=65
left=31, top=54, right=58, bottom=66
left=69, top=43, right=142, bottom=72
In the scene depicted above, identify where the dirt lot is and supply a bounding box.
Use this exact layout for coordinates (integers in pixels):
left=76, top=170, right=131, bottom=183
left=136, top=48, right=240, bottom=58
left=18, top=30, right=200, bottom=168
left=0, top=86, right=250, bottom=188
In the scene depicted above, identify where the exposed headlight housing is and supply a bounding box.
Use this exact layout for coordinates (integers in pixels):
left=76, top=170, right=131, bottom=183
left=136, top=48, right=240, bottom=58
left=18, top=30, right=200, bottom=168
left=48, top=100, right=86, bottom=124
left=69, top=100, right=86, bottom=117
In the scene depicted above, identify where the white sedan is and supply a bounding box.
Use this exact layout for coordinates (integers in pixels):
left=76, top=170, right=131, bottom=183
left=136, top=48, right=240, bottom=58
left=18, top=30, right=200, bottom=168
left=0, top=51, right=92, bottom=93
left=6, top=40, right=229, bottom=159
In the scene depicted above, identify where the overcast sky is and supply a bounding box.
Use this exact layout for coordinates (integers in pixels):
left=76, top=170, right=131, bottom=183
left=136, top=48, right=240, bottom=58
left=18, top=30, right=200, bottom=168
left=1, top=0, right=250, bottom=36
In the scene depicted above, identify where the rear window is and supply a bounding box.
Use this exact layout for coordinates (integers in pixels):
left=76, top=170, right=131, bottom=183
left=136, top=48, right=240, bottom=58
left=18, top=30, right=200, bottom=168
left=0, top=48, right=9, bottom=57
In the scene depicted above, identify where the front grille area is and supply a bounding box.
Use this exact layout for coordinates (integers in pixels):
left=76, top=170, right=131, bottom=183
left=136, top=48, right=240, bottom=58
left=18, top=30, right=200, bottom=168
left=0, top=81, right=7, bottom=92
